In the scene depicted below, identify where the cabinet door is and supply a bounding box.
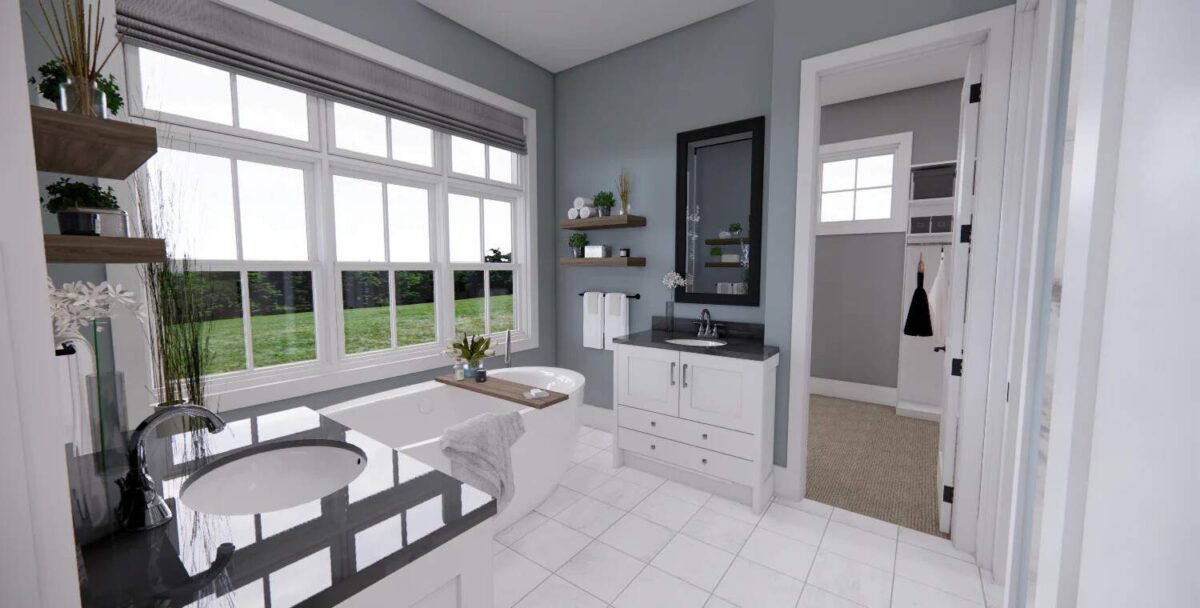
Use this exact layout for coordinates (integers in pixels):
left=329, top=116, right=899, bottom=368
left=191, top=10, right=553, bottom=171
left=614, top=346, right=679, bottom=415
left=677, top=352, right=762, bottom=434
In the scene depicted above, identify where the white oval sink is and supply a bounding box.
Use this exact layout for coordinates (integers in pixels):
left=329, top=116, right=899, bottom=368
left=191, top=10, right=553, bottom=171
left=665, top=338, right=728, bottom=348
left=181, top=440, right=367, bottom=515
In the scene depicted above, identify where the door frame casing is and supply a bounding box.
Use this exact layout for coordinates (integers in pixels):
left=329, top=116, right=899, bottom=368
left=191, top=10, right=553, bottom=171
left=779, top=5, right=1016, bottom=557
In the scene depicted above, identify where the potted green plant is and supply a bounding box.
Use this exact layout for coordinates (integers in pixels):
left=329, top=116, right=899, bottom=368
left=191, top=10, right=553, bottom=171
left=25, top=0, right=124, bottom=118
left=445, top=334, right=493, bottom=378
left=29, top=59, right=123, bottom=117
left=593, top=191, right=616, bottom=217
left=569, top=233, right=589, bottom=257
left=728, top=222, right=743, bottom=237
left=42, top=178, right=126, bottom=236
left=709, top=246, right=723, bottom=258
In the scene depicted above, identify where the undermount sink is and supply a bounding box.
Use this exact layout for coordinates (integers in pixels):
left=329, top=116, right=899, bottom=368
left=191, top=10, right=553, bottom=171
left=665, top=338, right=728, bottom=348
left=181, top=439, right=367, bottom=515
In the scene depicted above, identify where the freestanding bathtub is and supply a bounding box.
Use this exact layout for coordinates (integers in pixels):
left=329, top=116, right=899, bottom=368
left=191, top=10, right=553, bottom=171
left=323, top=366, right=584, bottom=531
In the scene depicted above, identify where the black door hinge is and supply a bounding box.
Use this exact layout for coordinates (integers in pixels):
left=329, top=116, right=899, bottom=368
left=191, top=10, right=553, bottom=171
left=943, top=485, right=955, bottom=503
left=960, top=224, right=972, bottom=243
left=951, top=358, right=963, bottom=376
left=969, top=82, right=982, bottom=103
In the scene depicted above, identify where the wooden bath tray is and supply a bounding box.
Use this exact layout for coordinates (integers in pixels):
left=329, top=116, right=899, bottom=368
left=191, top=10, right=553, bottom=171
left=435, top=375, right=568, bottom=409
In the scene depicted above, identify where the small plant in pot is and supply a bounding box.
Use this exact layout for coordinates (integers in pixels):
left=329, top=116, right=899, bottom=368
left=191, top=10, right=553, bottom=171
left=43, top=178, right=125, bottom=237
left=25, top=0, right=124, bottom=118
left=30, top=59, right=124, bottom=118
left=728, top=222, right=743, bottom=237
left=710, top=246, right=723, bottom=258
left=593, top=191, right=616, bottom=217
left=444, top=334, right=493, bottom=378
left=569, top=233, right=589, bottom=258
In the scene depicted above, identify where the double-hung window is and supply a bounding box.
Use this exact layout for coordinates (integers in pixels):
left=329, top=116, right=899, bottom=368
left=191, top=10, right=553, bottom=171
left=124, top=45, right=534, bottom=402
left=816, top=132, right=911, bottom=235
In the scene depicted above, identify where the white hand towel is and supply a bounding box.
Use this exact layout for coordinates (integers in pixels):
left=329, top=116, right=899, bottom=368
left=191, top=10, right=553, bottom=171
left=567, top=207, right=580, bottom=220
left=929, top=251, right=950, bottom=343
left=578, top=206, right=594, bottom=219
left=573, top=196, right=594, bottom=209
left=582, top=291, right=605, bottom=349
left=439, top=411, right=525, bottom=509
left=603, top=293, right=629, bottom=351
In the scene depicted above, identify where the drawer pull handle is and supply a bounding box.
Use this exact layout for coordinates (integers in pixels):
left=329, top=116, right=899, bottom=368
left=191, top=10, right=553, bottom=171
left=650, top=421, right=656, bottom=427
left=670, top=362, right=677, bottom=386
left=701, top=458, right=708, bottom=465
left=650, top=444, right=656, bottom=450
left=701, top=433, right=708, bottom=440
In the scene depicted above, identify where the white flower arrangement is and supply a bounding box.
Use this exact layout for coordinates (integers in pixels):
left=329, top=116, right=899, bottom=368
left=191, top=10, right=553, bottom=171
left=47, top=278, right=144, bottom=345
left=662, top=271, right=690, bottom=289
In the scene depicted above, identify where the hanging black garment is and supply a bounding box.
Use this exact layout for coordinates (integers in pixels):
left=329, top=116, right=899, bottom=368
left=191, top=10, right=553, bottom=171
left=904, top=258, right=933, bottom=337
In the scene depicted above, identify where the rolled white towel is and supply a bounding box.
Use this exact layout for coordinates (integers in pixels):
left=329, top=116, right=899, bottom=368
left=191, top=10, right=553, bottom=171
left=573, top=196, right=594, bottom=209
left=578, top=206, right=594, bottom=219
left=567, top=207, right=580, bottom=220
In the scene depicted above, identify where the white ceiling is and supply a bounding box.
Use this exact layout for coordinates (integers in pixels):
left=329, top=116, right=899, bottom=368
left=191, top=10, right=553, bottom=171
left=416, top=0, right=755, bottom=73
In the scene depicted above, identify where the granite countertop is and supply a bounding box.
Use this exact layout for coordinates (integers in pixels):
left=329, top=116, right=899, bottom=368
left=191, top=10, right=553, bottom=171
left=66, top=405, right=495, bottom=608
left=612, top=319, right=780, bottom=362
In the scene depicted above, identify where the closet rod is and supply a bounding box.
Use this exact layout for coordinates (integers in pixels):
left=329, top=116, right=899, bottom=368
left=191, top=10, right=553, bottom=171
left=578, top=292, right=640, bottom=299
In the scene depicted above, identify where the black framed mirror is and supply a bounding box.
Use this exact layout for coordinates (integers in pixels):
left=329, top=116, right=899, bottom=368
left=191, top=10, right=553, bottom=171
left=674, top=116, right=765, bottom=306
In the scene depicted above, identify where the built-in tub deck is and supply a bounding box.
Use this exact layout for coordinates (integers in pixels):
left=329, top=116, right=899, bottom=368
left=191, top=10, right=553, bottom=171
left=434, top=374, right=568, bottom=409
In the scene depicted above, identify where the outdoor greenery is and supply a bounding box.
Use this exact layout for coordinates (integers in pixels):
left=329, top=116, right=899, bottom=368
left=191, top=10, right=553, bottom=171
left=42, top=177, right=120, bottom=213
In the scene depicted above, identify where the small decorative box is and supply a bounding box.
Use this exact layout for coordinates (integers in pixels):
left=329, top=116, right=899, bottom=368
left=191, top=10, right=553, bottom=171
left=584, top=245, right=611, bottom=258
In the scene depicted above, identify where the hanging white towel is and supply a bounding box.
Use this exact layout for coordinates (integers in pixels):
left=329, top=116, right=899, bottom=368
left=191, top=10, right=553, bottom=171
left=439, top=411, right=525, bottom=509
left=567, top=207, right=580, bottom=220
left=928, top=251, right=950, bottom=343
left=573, top=196, right=594, bottom=209
left=603, top=293, right=629, bottom=351
left=582, top=291, right=605, bottom=349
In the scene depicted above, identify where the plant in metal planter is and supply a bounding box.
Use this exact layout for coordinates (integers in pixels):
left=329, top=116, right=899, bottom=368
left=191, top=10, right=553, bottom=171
left=30, top=59, right=123, bottom=116
left=25, top=0, right=124, bottom=118
left=592, top=191, right=616, bottom=217
left=42, top=177, right=124, bottom=236
left=709, top=246, right=723, bottom=257
left=568, top=233, right=588, bottom=257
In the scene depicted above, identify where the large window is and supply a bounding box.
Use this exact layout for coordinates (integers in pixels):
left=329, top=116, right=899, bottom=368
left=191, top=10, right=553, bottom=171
left=816, top=133, right=911, bottom=235
left=129, top=47, right=532, bottom=392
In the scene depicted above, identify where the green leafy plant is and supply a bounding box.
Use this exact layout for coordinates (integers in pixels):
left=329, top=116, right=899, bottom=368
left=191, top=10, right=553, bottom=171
left=728, top=222, right=742, bottom=234
left=29, top=59, right=123, bottom=115
left=593, top=191, right=616, bottom=209
left=568, top=233, right=589, bottom=248
left=25, top=0, right=124, bottom=117
left=709, top=247, right=723, bottom=256
left=447, top=334, right=493, bottom=367
left=42, top=178, right=119, bottom=213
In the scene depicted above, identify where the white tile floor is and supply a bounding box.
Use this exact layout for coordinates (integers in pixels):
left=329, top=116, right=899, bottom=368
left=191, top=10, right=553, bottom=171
left=493, top=426, right=1004, bottom=608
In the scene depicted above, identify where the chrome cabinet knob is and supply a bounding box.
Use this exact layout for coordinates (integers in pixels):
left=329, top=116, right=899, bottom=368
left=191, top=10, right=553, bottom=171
left=650, top=421, right=656, bottom=427
left=701, top=458, right=708, bottom=465
left=650, top=444, right=656, bottom=450
left=701, top=433, right=708, bottom=440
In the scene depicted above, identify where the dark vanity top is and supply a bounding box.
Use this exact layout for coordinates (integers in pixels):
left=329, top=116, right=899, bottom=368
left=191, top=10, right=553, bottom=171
left=612, top=317, right=780, bottom=361
left=65, top=405, right=495, bottom=608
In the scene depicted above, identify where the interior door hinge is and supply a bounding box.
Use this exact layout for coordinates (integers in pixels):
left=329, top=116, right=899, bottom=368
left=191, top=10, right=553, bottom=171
left=943, top=485, right=955, bottom=503
left=951, top=358, right=963, bottom=377
left=969, top=82, right=982, bottom=103
left=960, top=224, right=972, bottom=244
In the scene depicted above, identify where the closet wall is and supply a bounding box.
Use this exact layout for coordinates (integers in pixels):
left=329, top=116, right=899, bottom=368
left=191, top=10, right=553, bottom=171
left=811, top=80, right=962, bottom=402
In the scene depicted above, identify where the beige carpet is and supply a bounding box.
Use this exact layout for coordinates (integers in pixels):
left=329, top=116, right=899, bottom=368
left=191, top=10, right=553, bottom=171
left=806, top=395, right=943, bottom=536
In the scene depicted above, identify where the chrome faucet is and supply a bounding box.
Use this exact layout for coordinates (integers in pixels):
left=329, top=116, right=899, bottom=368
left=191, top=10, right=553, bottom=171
left=504, top=329, right=512, bottom=367
left=698, top=309, right=714, bottom=337
left=116, top=404, right=227, bottom=531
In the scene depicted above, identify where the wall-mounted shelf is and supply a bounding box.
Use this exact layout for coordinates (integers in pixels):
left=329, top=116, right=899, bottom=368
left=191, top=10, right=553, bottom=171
left=559, top=214, right=646, bottom=230
left=45, top=235, right=167, bottom=264
left=30, top=106, right=158, bottom=179
left=703, top=262, right=744, bottom=268
left=560, top=257, right=646, bottom=267
left=704, top=237, right=749, bottom=246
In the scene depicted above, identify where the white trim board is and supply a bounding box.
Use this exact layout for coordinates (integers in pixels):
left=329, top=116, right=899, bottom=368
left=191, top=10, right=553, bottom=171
left=897, top=400, right=941, bottom=422
left=579, top=402, right=616, bottom=432
left=809, top=377, right=897, bottom=407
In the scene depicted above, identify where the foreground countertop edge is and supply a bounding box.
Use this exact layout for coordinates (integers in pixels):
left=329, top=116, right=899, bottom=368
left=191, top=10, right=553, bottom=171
left=612, top=330, right=781, bottom=361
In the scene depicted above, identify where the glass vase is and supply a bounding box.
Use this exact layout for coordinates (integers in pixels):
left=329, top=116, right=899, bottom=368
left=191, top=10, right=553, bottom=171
left=665, top=300, right=675, bottom=333
left=58, top=78, right=109, bottom=118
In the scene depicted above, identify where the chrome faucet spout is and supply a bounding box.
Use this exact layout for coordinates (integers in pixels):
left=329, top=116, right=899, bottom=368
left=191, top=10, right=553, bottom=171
left=699, top=309, right=713, bottom=337
left=504, top=329, right=512, bottom=367
left=117, top=404, right=227, bottom=531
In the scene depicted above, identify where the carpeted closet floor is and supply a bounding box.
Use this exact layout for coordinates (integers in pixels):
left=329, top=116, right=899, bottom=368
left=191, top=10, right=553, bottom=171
left=806, top=394, right=943, bottom=536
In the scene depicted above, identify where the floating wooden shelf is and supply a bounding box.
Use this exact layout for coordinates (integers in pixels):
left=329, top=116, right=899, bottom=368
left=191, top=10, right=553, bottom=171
left=559, top=256, right=646, bottom=268
left=704, top=262, right=744, bottom=268
left=30, top=106, right=158, bottom=179
left=44, top=235, right=167, bottom=264
left=704, top=237, right=750, bottom=246
left=559, top=214, right=647, bottom=230
left=435, top=375, right=568, bottom=409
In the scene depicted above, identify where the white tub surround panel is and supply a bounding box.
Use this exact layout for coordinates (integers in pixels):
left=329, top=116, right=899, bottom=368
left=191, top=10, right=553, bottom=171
left=613, top=344, right=779, bottom=513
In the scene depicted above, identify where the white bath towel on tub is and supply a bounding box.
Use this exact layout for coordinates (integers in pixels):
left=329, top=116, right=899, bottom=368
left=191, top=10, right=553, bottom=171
left=439, top=411, right=525, bottom=509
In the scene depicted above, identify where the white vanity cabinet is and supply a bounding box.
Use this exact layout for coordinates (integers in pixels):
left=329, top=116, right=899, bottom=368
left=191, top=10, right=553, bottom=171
left=613, top=344, right=779, bottom=513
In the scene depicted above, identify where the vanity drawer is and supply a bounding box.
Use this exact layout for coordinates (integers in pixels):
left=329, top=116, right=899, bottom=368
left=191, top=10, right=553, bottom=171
left=618, top=428, right=755, bottom=484
left=618, top=406, right=757, bottom=460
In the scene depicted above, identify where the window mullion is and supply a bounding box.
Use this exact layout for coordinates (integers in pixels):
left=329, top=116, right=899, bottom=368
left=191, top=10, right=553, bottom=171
left=388, top=269, right=397, bottom=349
left=240, top=269, right=255, bottom=370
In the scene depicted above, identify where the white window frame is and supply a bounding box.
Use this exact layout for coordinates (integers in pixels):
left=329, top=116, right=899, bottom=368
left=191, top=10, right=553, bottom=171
left=816, top=132, right=912, bottom=235
left=109, top=31, right=538, bottom=414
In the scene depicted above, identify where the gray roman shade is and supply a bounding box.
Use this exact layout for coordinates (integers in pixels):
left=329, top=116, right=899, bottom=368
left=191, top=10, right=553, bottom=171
left=115, top=0, right=527, bottom=153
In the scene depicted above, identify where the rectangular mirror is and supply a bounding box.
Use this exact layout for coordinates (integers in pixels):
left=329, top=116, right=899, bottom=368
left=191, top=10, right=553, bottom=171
left=674, top=116, right=765, bottom=306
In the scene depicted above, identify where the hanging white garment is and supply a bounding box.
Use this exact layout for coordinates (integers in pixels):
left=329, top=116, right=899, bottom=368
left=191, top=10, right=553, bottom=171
left=582, top=291, right=605, bottom=349
left=928, top=251, right=951, bottom=344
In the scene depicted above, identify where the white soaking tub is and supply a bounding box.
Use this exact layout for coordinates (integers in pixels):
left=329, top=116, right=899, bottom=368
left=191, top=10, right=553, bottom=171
left=323, top=366, right=584, bottom=531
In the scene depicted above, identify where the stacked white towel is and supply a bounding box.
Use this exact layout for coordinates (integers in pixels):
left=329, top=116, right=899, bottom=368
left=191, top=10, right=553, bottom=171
left=573, top=196, right=594, bottom=209
left=567, top=208, right=580, bottom=220
left=439, top=411, right=525, bottom=509
left=604, top=293, right=629, bottom=351
left=582, top=291, right=605, bottom=349
left=578, top=206, right=594, bottom=219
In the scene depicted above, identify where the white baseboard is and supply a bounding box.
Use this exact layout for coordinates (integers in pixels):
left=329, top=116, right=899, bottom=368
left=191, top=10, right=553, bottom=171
left=897, top=400, right=941, bottom=422
left=579, top=403, right=615, bottom=432
left=809, top=377, right=897, bottom=407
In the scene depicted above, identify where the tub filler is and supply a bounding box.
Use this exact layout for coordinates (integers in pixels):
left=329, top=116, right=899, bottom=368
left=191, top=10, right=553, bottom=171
left=324, top=366, right=584, bottom=531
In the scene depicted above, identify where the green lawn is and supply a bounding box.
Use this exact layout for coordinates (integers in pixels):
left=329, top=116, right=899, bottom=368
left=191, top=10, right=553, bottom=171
left=201, top=295, right=512, bottom=374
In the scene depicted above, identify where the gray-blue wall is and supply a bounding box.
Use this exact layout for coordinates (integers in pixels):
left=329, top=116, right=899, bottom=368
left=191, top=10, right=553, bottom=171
left=554, top=1, right=775, bottom=411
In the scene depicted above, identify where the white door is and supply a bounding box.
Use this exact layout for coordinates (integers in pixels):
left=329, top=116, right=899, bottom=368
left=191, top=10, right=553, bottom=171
left=938, top=43, right=985, bottom=535
left=614, top=346, right=680, bottom=415
left=677, top=352, right=760, bottom=434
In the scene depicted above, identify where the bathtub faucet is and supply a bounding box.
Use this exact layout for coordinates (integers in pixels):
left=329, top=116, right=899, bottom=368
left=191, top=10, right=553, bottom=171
left=504, top=330, right=512, bottom=367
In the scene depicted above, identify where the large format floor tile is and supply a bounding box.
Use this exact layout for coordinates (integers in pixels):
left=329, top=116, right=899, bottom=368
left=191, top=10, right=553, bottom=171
left=820, top=521, right=898, bottom=572
left=494, top=548, right=551, bottom=608
left=632, top=488, right=703, bottom=531
left=651, top=533, right=736, bottom=591
left=557, top=540, right=646, bottom=603
left=514, top=575, right=606, bottom=608
left=510, top=519, right=591, bottom=571
left=738, top=526, right=819, bottom=581
left=681, top=507, right=756, bottom=554
left=895, top=542, right=985, bottom=604
left=555, top=495, right=625, bottom=538
left=613, top=566, right=710, bottom=608
left=713, top=557, right=806, bottom=608
left=806, top=549, right=894, bottom=608
left=599, top=513, right=675, bottom=562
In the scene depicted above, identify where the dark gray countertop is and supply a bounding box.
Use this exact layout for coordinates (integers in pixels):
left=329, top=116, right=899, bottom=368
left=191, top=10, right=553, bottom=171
left=612, top=329, right=780, bottom=361
left=66, top=405, right=495, bottom=608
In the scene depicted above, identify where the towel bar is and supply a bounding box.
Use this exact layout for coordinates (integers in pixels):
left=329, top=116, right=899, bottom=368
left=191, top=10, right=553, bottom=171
left=577, top=292, right=640, bottom=299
